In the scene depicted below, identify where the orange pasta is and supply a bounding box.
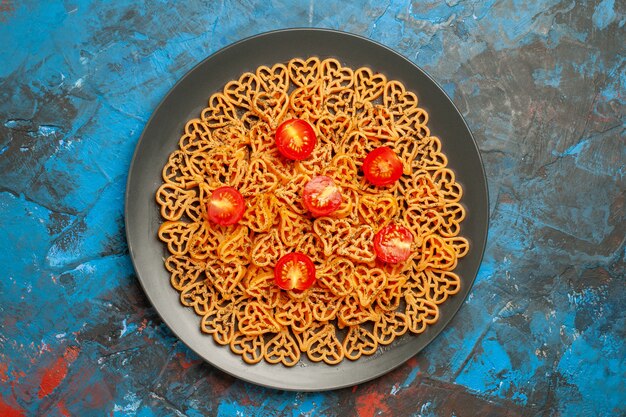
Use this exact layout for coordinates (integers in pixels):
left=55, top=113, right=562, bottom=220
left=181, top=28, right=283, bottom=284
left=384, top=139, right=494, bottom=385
left=156, top=57, right=468, bottom=365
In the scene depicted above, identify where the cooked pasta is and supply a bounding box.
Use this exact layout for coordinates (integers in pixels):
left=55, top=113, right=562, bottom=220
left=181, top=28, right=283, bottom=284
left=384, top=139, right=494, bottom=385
left=156, top=57, right=468, bottom=365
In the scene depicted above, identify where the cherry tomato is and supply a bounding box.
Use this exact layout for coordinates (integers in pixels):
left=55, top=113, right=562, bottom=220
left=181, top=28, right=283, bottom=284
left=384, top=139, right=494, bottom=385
left=274, top=252, right=316, bottom=291
left=207, top=186, right=245, bottom=226
left=373, top=224, right=413, bottom=264
left=275, top=119, right=317, bottom=160
left=362, top=146, right=403, bottom=186
left=302, top=176, right=343, bottom=217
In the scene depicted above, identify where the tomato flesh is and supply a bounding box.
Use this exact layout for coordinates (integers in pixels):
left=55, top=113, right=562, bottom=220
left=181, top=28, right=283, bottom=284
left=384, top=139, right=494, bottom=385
left=275, top=119, right=317, bottom=160
left=207, top=186, right=245, bottom=226
left=302, top=175, right=342, bottom=217
left=274, top=252, right=316, bottom=291
left=363, top=146, right=403, bottom=186
left=373, top=224, right=413, bottom=263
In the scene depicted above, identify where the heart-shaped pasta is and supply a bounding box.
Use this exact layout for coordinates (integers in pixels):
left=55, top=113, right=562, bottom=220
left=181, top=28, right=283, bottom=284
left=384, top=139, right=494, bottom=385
left=323, top=89, right=355, bottom=117
left=424, top=268, right=461, bottom=304
left=338, top=295, right=379, bottom=327
left=180, top=280, right=216, bottom=316
left=318, top=255, right=355, bottom=297
left=290, top=82, right=325, bottom=120
left=394, top=106, right=429, bottom=138
left=257, top=63, right=290, bottom=94
left=200, top=297, right=239, bottom=345
left=158, top=221, right=199, bottom=256
left=273, top=173, right=310, bottom=214
left=356, top=105, right=399, bottom=142
left=180, top=119, right=215, bottom=154
left=223, top=72, right=260, bottom=110
left=157, top=57, right=468, bottom=366
left=242, top=193, right=278, bottom=234
left=306, top=324, right=344, bottom=365
left=376, top=274, right=407, bottom=311
left=294, top=233, right=325, bottom=265
left=337, top=225, right=376, bottom=263
left=383, top=80, right=419, bottom=115
left=313, top=218, right=353, bottom=256
left=432, top=168, right=463, bottom=202
left=216, top=225, right=251, bottom=263
left=201, top=92, right=238, bottom=128
left=249, top=122, right=274, bottom=155
left=237, top=301, right=281, bottom=335
left=354, top=67, right=386, bottom=103
left=418, top=234, right=458, bottom=271
left=415, top=136, right=447, bottom=169
left=188, top=222, right=223, bottom=260
left=295, top=143, right=334, bottom=177
left=239, top=158, right=279, bottom=197
left=162, top=150, right=197, bottom=188
left=405, top=294, right=439, bottom=334
left=307, top=286, right=343, bottom=321
left=437, top=203, right=466, bottom=237
left=373, top=309, right=409, bottom=345
left=342, top=326, right=378, bottom=360
left=205, top=258, right=246, bottom=299
left=278, top=208, right=312, bottom=248
left=251, top=229, right=285, bottom=267
left=212, top=123, right=250, bottom=148
left=252, top=91, right=289, bottom=128
left=275, top=299, right=313, bottom=333
left=156, top=184, right=197, bottom=221
left=322, top=153, right=359, bottom=185
left=320, top=58, right=354, bottom=93
left=230, top=332, right=265, bottom=364
left=288, top=57, right=321, bottom=87
left=353, top=266, right=388, bottom=307
left=264, top=329, right=300, bottom=366
left=243, top=267, right=282, bottom=309
left=357, top=193, right=398, bottom=230
left=165, top=255, right=205, bottom=291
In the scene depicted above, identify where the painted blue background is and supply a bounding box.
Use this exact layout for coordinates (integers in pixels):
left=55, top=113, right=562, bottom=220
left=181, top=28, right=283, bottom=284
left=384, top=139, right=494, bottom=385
left=0, top=0, right=624, bottom=416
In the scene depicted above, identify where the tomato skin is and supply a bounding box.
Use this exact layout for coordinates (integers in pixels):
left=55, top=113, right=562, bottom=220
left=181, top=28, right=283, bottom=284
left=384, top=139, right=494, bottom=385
left=302, top=176, right=343, bottom=217
left=362, top=146, right=403, bottom=186
left=274, top=252, right=316, bottom=291
left=207, top=186, right=245, bottom=226
left=275, top=119, right=317, bottom=160
left=373, top=224, right=413, bottom=263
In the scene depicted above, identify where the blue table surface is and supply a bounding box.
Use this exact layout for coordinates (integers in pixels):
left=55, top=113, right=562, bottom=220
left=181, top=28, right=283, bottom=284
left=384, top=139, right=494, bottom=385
left=1, top=1, right=624, bottom=416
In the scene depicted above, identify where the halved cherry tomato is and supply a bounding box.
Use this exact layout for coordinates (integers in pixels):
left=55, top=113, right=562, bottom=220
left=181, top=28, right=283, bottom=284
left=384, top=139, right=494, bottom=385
left=207, top=186, right=245, bottom=226
left=362, top=146, right=403, bottom=186
left=302, top=175, right=342, bottom=217
left=274, top=252, right=316, bottom=291
left=373, top=224, right=413, bottom=263
left=275, top=119, right=317, bottom=160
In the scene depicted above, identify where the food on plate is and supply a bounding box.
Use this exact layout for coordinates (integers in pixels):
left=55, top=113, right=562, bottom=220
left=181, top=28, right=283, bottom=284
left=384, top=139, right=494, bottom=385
left=206, top=186, right=245, bottom=226
left=302, top=175, right=343, bottom=217
left=274, top=252, right=317, bottom=291
left=362, top=146, right=403, bottom=186
left=373, top=224, right=413, bottom=264
left=275, top=118, right=317, bottom=160
left=156, top=57, right=468, bottom=366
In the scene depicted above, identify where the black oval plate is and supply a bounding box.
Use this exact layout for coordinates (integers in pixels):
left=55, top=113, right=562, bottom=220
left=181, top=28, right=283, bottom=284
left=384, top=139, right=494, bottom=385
left=125, top=28, right=489, bottom=391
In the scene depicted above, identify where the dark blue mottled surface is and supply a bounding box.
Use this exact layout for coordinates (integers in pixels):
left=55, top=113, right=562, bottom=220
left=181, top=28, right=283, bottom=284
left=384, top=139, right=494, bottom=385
left=1, top=1, right=624, bottom=416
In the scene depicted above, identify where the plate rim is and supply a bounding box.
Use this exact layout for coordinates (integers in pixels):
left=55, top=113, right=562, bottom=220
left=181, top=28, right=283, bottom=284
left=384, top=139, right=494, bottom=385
left=125, top=27, right=489, bottom=391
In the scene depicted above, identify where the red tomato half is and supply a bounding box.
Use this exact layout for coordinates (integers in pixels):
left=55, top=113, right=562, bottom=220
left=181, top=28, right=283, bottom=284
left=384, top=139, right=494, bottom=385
left=373, top=224, right=413, bottom=264
left=362, top=146, right=403, bottom=186
left=274, top=252, right=316, bottom=291
left=275, top=119, right=317, bottom=160
left=302, top=175, right=343, bottom=217
left=207, top=186, right=245, bottom=226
